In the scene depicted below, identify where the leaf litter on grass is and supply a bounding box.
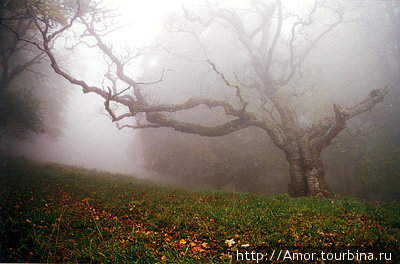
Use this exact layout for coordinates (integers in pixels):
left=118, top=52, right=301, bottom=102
left=0, top=158, right=399, bottom=263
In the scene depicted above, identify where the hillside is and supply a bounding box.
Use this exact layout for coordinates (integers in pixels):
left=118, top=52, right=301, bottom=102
left=0, top=158, right=399, bottom=263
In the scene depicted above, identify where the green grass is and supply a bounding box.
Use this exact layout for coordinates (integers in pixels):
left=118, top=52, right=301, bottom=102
left=0, top=157, right=399, bottom=263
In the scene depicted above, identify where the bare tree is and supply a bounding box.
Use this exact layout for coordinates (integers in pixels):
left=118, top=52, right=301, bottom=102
left=7, top=0, right=390, bottom=197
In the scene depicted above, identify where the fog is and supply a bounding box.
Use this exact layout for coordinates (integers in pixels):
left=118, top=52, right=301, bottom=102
left=1, top=0, right=399, bottom=200
left=1, top=90, right=138, bottom=172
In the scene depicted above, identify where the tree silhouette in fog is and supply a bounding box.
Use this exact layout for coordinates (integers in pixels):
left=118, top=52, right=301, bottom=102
left=2, top=0, right=391, bottom=197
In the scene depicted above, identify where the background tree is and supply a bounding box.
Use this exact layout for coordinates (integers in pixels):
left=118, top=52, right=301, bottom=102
left=0, top=0, right=70, bottom=138
left=9, top=0, right=392, bottom=197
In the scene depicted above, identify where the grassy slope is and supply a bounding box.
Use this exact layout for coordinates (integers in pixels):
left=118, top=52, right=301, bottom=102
left=0, top=158, right=399, bottom=263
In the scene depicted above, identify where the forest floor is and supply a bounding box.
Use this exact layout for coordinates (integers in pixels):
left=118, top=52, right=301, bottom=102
left=0, top=157, right=399, bottom=263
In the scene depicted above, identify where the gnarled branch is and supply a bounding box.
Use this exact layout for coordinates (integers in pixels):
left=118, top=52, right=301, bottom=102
left=310, top=86, right=390, bottom=148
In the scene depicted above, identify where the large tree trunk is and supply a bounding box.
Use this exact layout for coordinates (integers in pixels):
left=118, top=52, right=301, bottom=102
left=287, top=140, right=332, bottom=197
